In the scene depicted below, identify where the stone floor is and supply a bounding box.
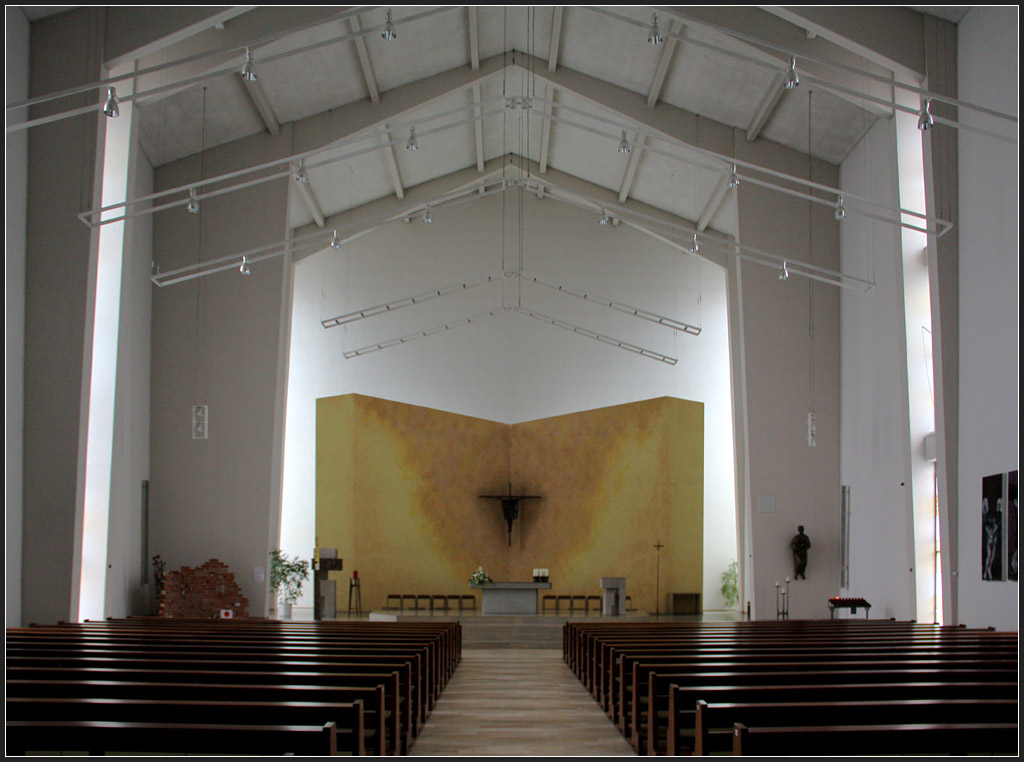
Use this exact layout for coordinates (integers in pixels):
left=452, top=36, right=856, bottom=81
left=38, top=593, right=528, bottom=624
left=409, top=648, right=636, bottom=757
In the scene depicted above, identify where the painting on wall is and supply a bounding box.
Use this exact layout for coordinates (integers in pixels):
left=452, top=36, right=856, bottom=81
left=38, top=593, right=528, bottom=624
left=1008, top=470, right=1018, bottom=582
left=981, top=473, right=1003, bottom=581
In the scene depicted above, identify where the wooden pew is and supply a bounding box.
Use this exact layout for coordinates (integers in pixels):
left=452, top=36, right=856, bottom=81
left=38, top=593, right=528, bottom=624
left=693, top=697, right=1019, bottom=755
left=7, top=697, right=366, bottom=755
left=642, top=665, right=1018, bottom=754
left=665, top=681, right=1020, bottom=756
left=6, top=669, right=397, bottom=755
left=731, top=721, right=1020, bottom=756
left=7, top=719, right=342, bottom=756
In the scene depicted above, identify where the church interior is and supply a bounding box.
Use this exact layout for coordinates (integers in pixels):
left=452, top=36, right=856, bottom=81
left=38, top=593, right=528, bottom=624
left=6, top=5, right=1018, bottom=756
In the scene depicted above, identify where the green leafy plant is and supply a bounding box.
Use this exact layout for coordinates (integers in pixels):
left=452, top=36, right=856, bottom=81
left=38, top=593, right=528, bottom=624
left=721, top=560, right=739, bottom=609
left=469, top=566, right=492, bottom=584
left=270, top=550, right=310, bottom=604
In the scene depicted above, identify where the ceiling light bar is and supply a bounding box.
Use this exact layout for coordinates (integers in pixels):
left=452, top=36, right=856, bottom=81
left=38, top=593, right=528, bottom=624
left=80, top=102, right=507, bottom=228
left=514, top=307, right=678, bottom=366
left=152, top=177, right=506, bottom=287
left=532, top=95, right=954, bottom=237
left=592, top=6, right=1017, bottom=126
left=6, top=7, right=455, bottom=135
left=342, top=307, right=506, bottom=358
left=322, top=274, right=501, bottom=329
left=521, top=273, right=701, bottom=335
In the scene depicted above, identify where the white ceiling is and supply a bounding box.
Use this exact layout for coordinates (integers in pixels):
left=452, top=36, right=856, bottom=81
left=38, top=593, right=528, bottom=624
left=112, top=7, right=941, bottom=240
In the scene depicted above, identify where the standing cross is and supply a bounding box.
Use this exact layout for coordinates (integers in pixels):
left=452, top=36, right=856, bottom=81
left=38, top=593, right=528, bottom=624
left=654, top=541, right=665, bottom=617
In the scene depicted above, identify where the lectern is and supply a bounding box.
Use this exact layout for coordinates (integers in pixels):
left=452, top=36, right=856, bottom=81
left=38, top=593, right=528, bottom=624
left=313, top=549, right=343, bottom=621
left=600, top=577, right=626, bottom=616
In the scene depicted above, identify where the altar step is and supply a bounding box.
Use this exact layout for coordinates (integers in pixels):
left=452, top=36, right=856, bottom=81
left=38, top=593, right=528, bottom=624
left=460, top=617, right=565, bottom=649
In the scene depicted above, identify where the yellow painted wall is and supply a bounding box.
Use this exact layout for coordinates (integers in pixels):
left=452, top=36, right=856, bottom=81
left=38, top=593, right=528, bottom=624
left=316, top=394, right=703, bottom=613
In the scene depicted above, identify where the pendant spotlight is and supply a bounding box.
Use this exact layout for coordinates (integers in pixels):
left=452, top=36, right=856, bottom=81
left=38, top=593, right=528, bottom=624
left=330, top=229, right=342, bottom=249
left=648, top=14, right=664, bottom=46
left=241, top=47, right=258, bottom=82
left=917, top=99, right=934, bottom=131
left=102, top=87, right=119, bottom=118
left=618, top=130, right=631, bottom=155
left=239, top=255, right=251, bottom=276
left=779, top=261, right=790, bottom=280
left=406, top=126, right=419, bottom=151
left=599, top=206, right=611, bottom=225
left=834, top=195, right=846, bottom=220
left=422, top=204, right=432, bottom=223
left=294, top=160, right=309, bottom=184
left=784, top=57, right=800, bottom=90
left=687, top=233, right=699, bottom=254
left=381, top=9, right=397, bottom=42
left=727, top=164, right=740, bottom=189
left=186, top=188, right=200, bottom=215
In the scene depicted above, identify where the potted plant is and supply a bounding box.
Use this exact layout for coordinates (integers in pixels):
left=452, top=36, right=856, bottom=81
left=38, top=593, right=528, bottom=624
left=721, top=560, right=739, bottom=610
left=270, top=549, right=310, bottom=619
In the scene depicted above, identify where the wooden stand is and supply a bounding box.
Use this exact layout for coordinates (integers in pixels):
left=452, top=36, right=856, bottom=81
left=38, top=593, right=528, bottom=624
left=312, top=557, right=343, bottom=621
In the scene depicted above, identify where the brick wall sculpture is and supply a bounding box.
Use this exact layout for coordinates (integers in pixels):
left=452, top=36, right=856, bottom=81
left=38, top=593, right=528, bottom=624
left=159, top=558, right=249, bottom=618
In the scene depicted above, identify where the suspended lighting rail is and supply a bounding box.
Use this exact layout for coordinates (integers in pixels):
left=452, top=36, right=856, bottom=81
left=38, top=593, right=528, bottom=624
left=342, top=307, right=507, bottom=359
left=5, top=7, right=456, bottom=134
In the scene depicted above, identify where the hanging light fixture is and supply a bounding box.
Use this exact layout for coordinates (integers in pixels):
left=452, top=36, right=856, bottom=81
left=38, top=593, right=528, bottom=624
left=687, top=233, right=699, bottom=254
left=648, top=13, right=664, bottom=46
left=834, top=194, right=846, bottom=220
left=779, top=261, right=790, bottom=280
left=241, top=47, right=258, bottom=82
left=381, top=9, right=397, bottom=42
left=917, top=99, right=934, bottom=131
left=617, top=130, right=631, bottom=155
left=784, top=56, right=800, bottom=90
left=239, top=255, right=251, bottom=276
left=727, top=164, right=740, bottom=189
left=422, top=204, right=432, bottom=223
left=186, top=187, right=200, bottom=215
left=102, top=86, right=119, bottom=118
left=599, top=206, right=611, bottom=225
left=406, top=126, right=418, bottom=151
left=330, top=229, right=342, bottom=249
left=294, top=160, right=309, bottom=184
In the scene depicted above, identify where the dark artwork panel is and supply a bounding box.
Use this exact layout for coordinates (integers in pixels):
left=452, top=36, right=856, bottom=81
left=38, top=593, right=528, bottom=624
left=1008, top=471, right=1018, bottom=582
left=981, top=473, right=1003, bottom=581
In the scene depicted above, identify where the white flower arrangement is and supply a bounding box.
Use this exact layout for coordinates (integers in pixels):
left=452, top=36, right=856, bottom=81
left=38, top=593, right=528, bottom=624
left=469, top=566, right=492, bottom=584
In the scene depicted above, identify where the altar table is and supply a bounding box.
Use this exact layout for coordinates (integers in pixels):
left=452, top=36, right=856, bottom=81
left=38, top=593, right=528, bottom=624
left=469, top=581, right=552, bottom=615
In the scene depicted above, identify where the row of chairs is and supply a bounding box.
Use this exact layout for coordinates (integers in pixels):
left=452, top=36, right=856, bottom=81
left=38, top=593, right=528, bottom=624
left=542, top=594, right=635, bottom=614
left=563, top=618, right=1018, bottom=756
left=385, top=593, right=477, bottom=614
left=8, top=615, right=462, bottom=756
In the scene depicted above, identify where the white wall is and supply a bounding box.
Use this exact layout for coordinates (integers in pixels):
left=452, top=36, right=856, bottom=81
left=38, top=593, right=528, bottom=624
left=5, top=6, right=30, bottom=627
left=839, top=117, right=917, bottom=620
left=955, top=6, right=1019, bottom=631
left=281, top=187, right=739, bottom=611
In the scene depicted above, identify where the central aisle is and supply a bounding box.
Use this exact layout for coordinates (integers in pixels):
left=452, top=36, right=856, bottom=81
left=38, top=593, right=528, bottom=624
left=410, top=648, right=636, bottom=756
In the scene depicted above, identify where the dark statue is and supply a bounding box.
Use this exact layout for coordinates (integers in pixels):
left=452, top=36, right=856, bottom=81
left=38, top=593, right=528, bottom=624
left=790, top=525, right=811, bottom=579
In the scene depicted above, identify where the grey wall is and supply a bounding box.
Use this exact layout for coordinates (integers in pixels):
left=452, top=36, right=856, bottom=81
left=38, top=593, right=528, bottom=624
left=149, top=125, right=292, bottom=617
left=955, top=6, right=1019, bottom=630
left=21, top=7, right=105, bottom=626
left=735, top=131, right=842, bottom=620
left=6, top=6, right=30, bottom=628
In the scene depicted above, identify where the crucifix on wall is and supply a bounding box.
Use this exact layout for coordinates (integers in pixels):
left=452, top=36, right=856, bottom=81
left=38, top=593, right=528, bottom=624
left=480, top=482, right=543, bottom=546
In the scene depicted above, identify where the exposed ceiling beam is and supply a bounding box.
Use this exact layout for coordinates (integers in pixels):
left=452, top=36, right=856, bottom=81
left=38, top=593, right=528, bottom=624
left=697, top=170, right=731, bottom=232
left=647, top=19, right=683, bottom=109
left=468, top=7, right=480, bottom=70
left=380, top=123, right=405, bottom=200
left=745, top=72, right=787, bottom=142
left=548, top=7, right=564, bottom=72
left=348, top=14, right=380, bottom=104
left=473, top=84, right=485, bottom=174
left=293, top=170, right=326, bottom=228
left=241, top=75, right=281, bottom=135
left=618, top=131, right=645, bottom=204
left=538, top=84, right=555, bottom=174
